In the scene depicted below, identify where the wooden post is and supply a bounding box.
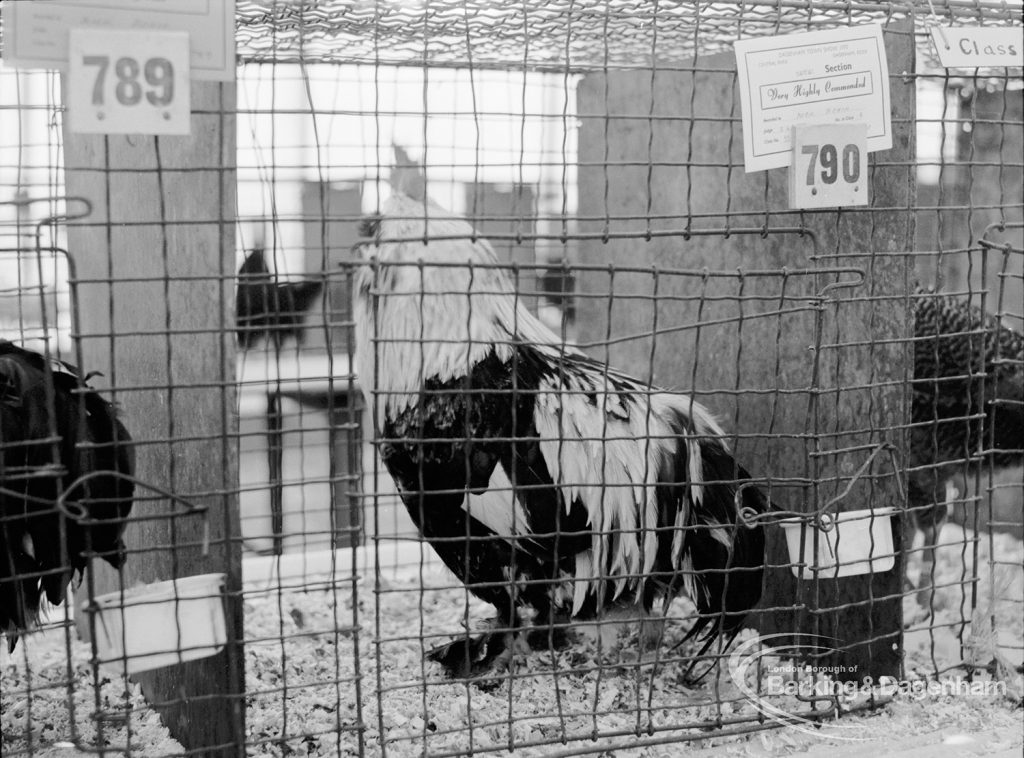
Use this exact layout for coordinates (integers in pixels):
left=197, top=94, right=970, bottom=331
left=63, top=82, right=244, bottom=755
left=575, top=23, right=915, bottom=680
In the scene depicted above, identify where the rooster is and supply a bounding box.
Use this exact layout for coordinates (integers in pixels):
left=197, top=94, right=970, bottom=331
left=1, top=341, right=134, bottom=651
left=236, top=248, right=323, bottom=350
left=909, top=289, right=1023, bottom=599
left=354, top=193, right=768, bottom=678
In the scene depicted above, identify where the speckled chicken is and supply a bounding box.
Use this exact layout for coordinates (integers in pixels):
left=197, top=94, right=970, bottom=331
left=910, top=289, right=1023, bottom=595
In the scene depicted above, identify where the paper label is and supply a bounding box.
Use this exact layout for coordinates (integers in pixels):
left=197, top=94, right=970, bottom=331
left=67, top=29, right=191, bottom=136
left=734, top=24, right=892, bottom=173
left=2, top=0, right=234, bottom=82
left=930, top=27, right=1023, bottom=69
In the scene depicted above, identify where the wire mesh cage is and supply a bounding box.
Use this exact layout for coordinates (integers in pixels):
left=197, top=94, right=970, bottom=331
left=1, top=1, right=1022, bottom=757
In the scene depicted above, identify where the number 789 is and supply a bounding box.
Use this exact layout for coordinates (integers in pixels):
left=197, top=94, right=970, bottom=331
left=83, top=55, right=175, bottom=107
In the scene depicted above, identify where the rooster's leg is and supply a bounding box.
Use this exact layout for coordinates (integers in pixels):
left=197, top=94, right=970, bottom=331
left=427, top=597, right=525, bottom=679
left=911, top=479, right=956, bottom=609
left=523, top=598, right=572, bottom=652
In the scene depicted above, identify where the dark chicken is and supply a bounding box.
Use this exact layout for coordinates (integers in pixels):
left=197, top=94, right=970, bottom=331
left=236, top=248, right=323, bottom=350
left=1, top=341, right=134, bottom=651
left=910, top=289, right=1024, bottom=593
left=354, top=194, right=768, bottom=678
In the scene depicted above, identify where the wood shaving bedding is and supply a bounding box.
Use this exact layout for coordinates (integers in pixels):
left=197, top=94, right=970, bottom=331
left=3, top=525, right=1021, bottom=757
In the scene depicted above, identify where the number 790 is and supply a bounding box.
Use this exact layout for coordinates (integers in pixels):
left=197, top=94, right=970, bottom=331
left=801, top=142, right=861, bottom=185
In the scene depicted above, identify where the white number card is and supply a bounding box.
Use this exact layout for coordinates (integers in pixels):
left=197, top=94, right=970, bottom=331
left=789, top=124, right=869, bottom=209
left=68, top=29, right=191, bottom=136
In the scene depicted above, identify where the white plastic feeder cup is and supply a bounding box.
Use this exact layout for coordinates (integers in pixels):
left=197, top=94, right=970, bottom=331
left=85, top=573, right=227, bottom=674
left=779, top=507, right=896, bottom=578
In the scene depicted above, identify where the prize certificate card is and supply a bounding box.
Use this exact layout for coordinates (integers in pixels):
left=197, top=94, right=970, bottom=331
left=734, top=25, right=892, bottom=172
left=2, top=0, right=234, bottom=81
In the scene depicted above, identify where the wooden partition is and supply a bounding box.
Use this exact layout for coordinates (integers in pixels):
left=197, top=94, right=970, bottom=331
left=575, top=24, right=916, bottom=680
left=63, top=81, right=244, bottom=756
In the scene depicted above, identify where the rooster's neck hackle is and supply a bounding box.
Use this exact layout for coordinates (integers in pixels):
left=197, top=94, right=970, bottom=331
left=355, top=192, right=564, bottom=425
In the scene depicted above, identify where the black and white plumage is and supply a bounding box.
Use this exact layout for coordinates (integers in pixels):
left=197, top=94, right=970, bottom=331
left=1, top=341, right=134, bottom=651
left=909, top=289, right=1023, bottom=594
left=236, top=248, right=323, bottom=350
left=354, top=194, right=768, bottom=678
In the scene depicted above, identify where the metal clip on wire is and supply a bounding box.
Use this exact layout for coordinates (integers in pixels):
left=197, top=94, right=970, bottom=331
left=811, top=442, right=903, bottom=531
left=56, top=471, right=211, bottom=556
left=736, top=442, right=904, bottom=530
left=735, top=481, right=801, bottom=527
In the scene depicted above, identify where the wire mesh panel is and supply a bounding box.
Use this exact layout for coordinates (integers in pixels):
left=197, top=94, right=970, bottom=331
left=1, top=1, right=1022, bottom=757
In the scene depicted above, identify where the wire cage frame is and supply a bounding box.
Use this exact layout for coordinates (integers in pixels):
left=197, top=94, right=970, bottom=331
left=1, top=1, right=1022, bottom=757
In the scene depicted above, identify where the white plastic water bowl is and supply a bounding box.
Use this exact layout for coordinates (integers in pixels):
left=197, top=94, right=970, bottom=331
left=779, top=507, right=896, bottom=578
left=85, top=573, right=227, bottom=674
